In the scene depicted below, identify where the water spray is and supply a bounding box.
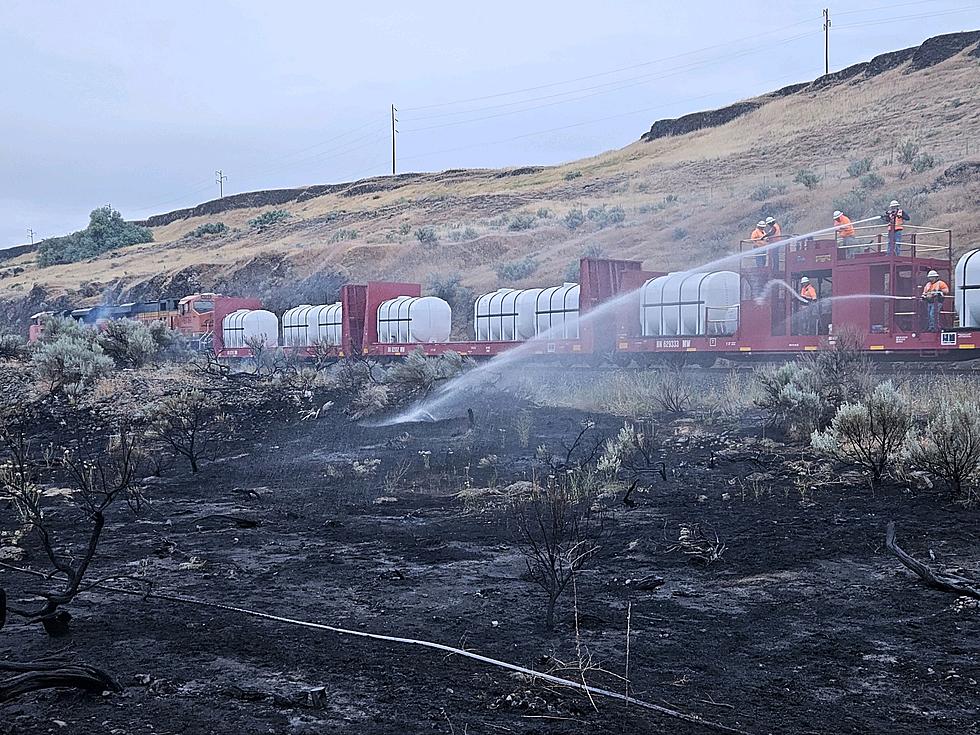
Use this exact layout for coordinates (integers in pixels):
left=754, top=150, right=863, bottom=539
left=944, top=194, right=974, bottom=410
left=377, top=217, right=884, bottom=425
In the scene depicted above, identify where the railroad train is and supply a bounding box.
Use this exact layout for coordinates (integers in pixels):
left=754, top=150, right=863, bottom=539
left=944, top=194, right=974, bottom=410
left=29, top=223, right=980, bottom=364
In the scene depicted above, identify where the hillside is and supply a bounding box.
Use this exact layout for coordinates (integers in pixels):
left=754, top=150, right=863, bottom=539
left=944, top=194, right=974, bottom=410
left=2, top=30, right=979, bottom=327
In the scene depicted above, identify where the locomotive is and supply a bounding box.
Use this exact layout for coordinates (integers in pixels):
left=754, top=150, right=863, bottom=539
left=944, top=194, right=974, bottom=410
left=30, top=222, right=980, bottom=365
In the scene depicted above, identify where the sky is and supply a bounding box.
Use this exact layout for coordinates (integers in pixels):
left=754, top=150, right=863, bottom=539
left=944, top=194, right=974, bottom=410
left=1, top=0, right=978, bottom=248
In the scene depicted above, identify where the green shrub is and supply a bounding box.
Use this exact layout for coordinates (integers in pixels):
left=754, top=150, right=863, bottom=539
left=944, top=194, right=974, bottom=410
left=749, top=183, right=787, bottom=201
left=794, top=169, right=820, bottom=189
left=897, top=141, right=920, bottom=165
left=536, top=208, right=551, bottom=219
left=95, top=319, right=160, bottom=368
left=847, top=158, right=873, bottom=177
left=447, top=226, right=479, bottom=242
left=672, top=227, right=688, bottom=241
left=415, top=226, right=438, bottom=244
left=426, top=273, right=474, bottom=335
left=906, top=395, right=980, bottom=503
left=508, top=213, right=537, bottom=231
left=911, top=153, right=938, bottom=173
left=586, top=205, right=625, bottom=228
left=384, top=349, right=470, bottom=399
left=562, top=208, right=585, bottom=230
left=32, top=334, right=113, bottom=394
left=833, top=190, right=869, bottom=218
left=582, top=243, right=604, bottom=258
left=496, top=256, right=539, bottom=282
left=38, top=206, right=153, bottom=267
left=860, top=172, right=885, bottom=190
left=398, top=223, right=412, bottom=236
left=755, top=334, right=871, bottom=437
left=189, top=222, right=227, bottom=237
left=563, top=170, right=582, bottom=181
left=563, top=261, right=580, bottom=283
left=811, top=381, right=912, bottom=485
left=0, top=334, right=26, bottom=360
left=248, top=209, right=290, bottom=230
left=331, top=228, right=358, bottom=242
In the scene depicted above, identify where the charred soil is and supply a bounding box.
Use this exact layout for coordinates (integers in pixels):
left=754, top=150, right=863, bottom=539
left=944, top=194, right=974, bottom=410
left=1, top=382, right=978, bottom=734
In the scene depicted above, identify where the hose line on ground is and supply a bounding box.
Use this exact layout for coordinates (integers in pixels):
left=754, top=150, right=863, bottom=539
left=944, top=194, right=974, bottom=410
left=0, top=562, right=748, bottom=734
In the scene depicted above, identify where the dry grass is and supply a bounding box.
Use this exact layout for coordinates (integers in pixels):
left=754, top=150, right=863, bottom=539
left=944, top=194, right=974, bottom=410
left=5, top=46, right=979, bottom=302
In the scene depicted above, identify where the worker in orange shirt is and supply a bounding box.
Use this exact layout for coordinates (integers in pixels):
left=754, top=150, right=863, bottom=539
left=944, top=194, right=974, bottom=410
left=800, top=276, right=818, bottom=334
left=750, top=220, right=767, bottom=266
left=921, top=269, right=949, bottom=332
left=833, top=210, right=857, bottom=257
left=882, top=200, right=911, bottom=256
left=765, top=216, right=782, bottom=240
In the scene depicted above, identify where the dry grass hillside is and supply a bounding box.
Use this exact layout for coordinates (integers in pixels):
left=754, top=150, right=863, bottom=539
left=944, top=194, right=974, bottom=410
left=2, top=31, right=979, bottom=324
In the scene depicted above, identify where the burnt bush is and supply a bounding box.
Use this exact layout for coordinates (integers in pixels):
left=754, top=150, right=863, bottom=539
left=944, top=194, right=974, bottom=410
left=149, top=389, right=217, bottom=473
left=509, top=471, right=604, bottom=631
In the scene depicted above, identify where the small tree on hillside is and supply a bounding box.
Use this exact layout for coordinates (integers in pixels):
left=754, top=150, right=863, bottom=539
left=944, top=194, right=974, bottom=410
left=37, top=206, right=153, bottom=266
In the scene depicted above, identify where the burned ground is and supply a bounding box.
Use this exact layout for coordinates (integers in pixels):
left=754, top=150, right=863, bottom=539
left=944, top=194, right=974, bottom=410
left=1, top=372, right=978, bottom=735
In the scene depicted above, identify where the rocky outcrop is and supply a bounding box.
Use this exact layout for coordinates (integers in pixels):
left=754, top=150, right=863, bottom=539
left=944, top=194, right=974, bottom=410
left=641, top=30, right=979, bottom=142
left=640, top=101, right=763, bottom=142
left=932, top=160, right=980, bottom=189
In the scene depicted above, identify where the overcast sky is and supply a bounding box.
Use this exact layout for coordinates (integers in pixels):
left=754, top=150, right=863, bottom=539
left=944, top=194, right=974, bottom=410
left=2, top=0, right=977, bottom=248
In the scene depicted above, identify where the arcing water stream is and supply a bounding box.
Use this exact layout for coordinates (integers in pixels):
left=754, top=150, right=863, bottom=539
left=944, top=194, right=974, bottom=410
left=377, top=217, right=883, bottom=425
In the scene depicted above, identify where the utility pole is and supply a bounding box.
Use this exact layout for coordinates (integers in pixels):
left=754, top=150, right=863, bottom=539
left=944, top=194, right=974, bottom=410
left=823, top=8, right=831, bottom=75
left=27, top=228, right=35, bottom=245
left=391, top=104, right=398, bottom=175
left=215, top=169, right=227, bottom=198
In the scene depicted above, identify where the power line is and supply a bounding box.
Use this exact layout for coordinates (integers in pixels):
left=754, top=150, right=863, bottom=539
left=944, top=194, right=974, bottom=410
left=400, top=17, right=817, bottom=113
left=397, top=71, right=806, bottom=166
left=215, top=169, right=227, bottom=198
left=401, top=31, right=819, bottom=134
left=834, top=5, right=979, bottom=29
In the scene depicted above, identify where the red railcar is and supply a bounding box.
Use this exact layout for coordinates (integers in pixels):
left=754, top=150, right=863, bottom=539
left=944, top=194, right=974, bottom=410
left=613, top=225, right=972, bottom=363
left=210, top=223, right=976, bottom=364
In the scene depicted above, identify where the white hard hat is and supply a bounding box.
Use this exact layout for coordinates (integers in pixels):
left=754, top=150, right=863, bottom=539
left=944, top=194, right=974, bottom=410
left=889, top=200, right=899, bottom=208
left=800, top=276, right=810, bottom=284
left=927, top=270, right=939, bottom=278
left=833, top=210, right=843, bottom=219
left=765, top=216, right=775, bottom=225
left=756, top=220, right=766, bottom=227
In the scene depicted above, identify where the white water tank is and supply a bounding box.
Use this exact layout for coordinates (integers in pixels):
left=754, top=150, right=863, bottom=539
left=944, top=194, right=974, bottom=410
left=535, top=283, right=580, bottom=339
left=474, top=284, right=580, bottom=341
left=377, top=296, right=451, bottom=343
left=474, top=288, right=542, bottom=341
left=222, top=309, right=280, bottom=349
left=282, top=303, right=343, bottom=347
left=640, top=271, right=741, bottom=336
left=955, top=249, right=980, bottom=328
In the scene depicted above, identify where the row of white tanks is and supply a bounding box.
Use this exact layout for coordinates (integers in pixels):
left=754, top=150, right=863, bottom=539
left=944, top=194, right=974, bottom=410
left=220, top=269, right=744, bottom=349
